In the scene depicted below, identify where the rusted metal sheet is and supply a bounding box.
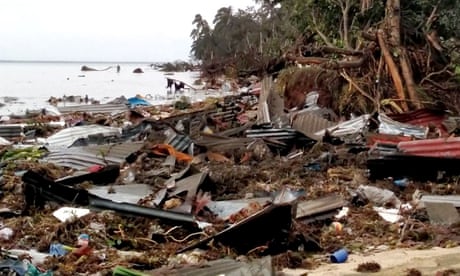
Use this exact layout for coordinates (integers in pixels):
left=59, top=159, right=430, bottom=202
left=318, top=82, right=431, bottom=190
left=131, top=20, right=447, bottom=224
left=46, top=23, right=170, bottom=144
left=388, top=108, right=448, bottom=136
left=366, top=133, right=412, bottom=146
left=58, top=104, right=128, bottom=115
left=291, top=112, right=336, bottom=140
left=44, top=142, right=143, bottom=170
left=398, top=137, right=460, bottom=158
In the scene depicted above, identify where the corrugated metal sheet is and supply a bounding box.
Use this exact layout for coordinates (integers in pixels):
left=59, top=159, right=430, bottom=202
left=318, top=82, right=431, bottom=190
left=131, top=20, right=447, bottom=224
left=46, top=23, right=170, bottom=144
left=164, top=129, right=193, bottom=152
left=291, top=112, right=336, bottom=140
left=296, top=194, right=346, bottom=220
left=388, top=108, right=448, bottom=135
left=45, top=125, right=122, bottom=149
left=58, top=104, right=128, bottom=115
left=0, top=124, right=24, bottom=140
left=195, top=134, right=254, bottom=151
left=398, top=137, right=460, bottom=158
left=43, top=142, right=143, bottom=170
left=315, top=113, right=428, bottom=139
left=245, top=128, right=298, bottom=140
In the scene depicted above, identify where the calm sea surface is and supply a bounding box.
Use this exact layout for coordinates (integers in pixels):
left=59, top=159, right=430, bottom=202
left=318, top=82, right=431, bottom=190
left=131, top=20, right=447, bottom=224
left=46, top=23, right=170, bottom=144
left=0, top=61, right=200, bottom=115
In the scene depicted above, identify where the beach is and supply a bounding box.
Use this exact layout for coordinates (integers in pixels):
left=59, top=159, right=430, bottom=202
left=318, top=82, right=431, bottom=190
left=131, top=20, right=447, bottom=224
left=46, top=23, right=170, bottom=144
left=283, top=246, right=460, bottom=275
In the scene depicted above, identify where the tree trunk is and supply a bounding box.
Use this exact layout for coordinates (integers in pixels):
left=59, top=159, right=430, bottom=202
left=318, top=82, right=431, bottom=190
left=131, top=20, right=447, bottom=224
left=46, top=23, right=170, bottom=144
left=386, top=0, right=401, bottom=46
left=377, top=30, right=408, bottom=111
left=400, top=49, right=422, bottom=108
left=342, top=0, right=351, bottom=49
left=385, top=0, right=421, bottom=109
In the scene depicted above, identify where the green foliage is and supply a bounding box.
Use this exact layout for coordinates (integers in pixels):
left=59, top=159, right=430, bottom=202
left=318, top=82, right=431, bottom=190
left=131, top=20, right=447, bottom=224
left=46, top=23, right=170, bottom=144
left=190, top=0, right=460, bottom=73
left=1, top=146, right=45, bottom=162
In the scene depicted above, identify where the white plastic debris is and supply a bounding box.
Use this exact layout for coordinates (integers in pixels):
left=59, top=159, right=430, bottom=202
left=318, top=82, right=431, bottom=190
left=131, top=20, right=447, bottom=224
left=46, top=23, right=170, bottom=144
left=0, top=137, right=12, bottom=146
left=357, top=185, right=402, bottom=208
left=0, top=227, right=14, bottom=240
left=53, top=207, right=91, bottom=222
left=335, top=207, right=350, bottom=219
left=373, top=207, right=402, bottom=223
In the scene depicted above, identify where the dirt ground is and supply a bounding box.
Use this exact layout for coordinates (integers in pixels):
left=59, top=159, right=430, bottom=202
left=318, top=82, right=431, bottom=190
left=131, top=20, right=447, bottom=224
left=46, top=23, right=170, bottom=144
left=282, top=246, right=460, bottom=275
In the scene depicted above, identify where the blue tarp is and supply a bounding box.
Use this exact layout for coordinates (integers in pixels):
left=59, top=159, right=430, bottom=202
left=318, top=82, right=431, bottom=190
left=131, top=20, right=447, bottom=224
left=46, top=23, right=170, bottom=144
left=127, top=97, right=151, bottom=107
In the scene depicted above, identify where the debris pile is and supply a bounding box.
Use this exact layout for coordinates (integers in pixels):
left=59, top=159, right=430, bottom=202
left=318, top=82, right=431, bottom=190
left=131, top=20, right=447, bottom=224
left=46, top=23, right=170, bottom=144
left=0, top=77, right=460, bottom=275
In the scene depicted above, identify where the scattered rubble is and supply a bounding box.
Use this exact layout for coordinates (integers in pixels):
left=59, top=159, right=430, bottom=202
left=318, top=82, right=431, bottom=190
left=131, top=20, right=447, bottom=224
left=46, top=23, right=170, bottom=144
left=0, top=76, right=459, bottom=275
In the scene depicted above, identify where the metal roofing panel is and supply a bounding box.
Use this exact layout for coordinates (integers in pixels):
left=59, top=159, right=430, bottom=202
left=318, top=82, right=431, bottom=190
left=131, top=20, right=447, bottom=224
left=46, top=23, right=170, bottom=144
left=0, top=124, right=24, bottom=139
left=388, top=108, right=447, bottom=134
left=43, top=142, right=143, bottom=170
left=398, top=137, right=460, bottom=158
left=195, top=135, right=254, bottom=151
left=291, top=112, right=336, bottom=140
left=296, top=194, right=346, bottom=219
left=314, top=114, right=428, bottom=139
left=45, top=125, right=122, bottom=149
left=421, top=195, right=460, bottom=207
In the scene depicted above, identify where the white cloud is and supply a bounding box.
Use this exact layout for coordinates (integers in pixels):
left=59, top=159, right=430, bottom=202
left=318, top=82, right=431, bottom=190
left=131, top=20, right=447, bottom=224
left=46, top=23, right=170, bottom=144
left=0, top=0, right=254, bottom=62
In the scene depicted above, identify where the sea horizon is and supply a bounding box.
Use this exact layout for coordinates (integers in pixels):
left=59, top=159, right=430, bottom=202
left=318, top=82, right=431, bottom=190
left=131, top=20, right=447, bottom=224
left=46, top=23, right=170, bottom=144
left=0, top=59, right=186, bottom=65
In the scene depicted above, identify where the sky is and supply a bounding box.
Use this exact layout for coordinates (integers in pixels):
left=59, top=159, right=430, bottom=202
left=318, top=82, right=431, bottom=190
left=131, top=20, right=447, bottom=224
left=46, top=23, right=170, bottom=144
left=0, top=0, right=255, bottom=62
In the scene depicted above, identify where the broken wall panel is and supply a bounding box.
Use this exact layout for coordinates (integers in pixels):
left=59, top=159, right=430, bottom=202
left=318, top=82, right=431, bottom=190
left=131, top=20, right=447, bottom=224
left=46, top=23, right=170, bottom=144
left=178, top=203, right=293, bottom=255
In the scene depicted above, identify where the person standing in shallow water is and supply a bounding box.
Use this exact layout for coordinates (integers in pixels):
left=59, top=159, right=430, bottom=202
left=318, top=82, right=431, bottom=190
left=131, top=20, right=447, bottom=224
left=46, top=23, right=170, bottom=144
left=116, top=64, right=120, bottom=73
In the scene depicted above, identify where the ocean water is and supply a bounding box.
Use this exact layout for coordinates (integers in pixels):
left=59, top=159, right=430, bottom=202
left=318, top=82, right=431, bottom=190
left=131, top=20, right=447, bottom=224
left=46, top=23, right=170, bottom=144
left=0, top=61, right=204, bottom=116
